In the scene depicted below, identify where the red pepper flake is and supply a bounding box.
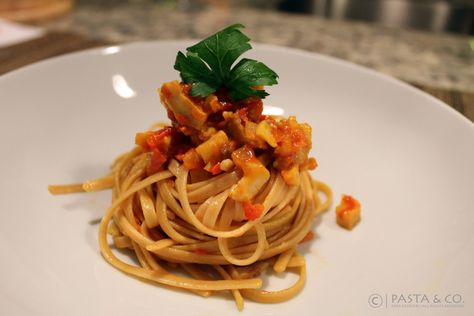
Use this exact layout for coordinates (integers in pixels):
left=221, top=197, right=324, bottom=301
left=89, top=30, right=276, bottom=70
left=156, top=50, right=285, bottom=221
left=210, top=162, right=223, bottom=175
left=243, top=201, right=264, bottom=221
left=193, top=248, right=208, bottom=256
left=299, top=231, right=314, bottom=244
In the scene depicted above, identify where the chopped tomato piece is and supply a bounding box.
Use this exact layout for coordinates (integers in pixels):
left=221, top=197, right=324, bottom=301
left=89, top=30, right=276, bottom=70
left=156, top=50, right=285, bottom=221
left=306, top=157, right=318, bottom=170
left=135, top=131, right=153, bottom=149
left=243, top=201, right=264, bottom=221
left=181, top=148, right=204, bottom=170
left=273, top=116, right=312, bottom=171
left=146, top=127, right=172, bottom=151
left=235, top=97, right=263, bottom=121
left=336, top=195, right=361, bottom=230
left=147, top=150, right=167, bottom=174
left=246, top=98, right=263, bottom=121
left=135, top=127, right=173, bottom=152
left=237, top=107, right=249, bottom=121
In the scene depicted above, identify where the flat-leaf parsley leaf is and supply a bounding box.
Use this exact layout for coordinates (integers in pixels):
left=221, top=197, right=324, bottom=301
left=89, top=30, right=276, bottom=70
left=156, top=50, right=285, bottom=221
left=173, top=24, right=278, bottom=101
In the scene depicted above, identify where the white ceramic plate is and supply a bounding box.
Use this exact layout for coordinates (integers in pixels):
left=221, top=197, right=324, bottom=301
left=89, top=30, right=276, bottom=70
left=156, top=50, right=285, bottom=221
left=1, top=41, right=473, bottom=316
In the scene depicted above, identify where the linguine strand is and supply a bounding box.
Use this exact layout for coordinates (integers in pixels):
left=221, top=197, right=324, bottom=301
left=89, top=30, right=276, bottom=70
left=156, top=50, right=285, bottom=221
left=49, top=148, right=332, bottom=307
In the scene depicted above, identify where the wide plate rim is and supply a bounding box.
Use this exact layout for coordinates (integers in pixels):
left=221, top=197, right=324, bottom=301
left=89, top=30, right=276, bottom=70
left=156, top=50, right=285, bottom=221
left=1, top=39, right=472, bottom=131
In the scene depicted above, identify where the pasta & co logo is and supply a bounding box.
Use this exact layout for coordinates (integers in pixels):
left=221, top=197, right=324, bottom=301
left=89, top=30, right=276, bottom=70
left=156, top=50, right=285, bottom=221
left=368, top=293, right=464, bottom=309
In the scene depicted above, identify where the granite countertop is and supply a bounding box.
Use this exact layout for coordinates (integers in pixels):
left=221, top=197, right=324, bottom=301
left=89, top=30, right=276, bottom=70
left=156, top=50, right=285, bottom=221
left=38, top=1, right=474, bottom=93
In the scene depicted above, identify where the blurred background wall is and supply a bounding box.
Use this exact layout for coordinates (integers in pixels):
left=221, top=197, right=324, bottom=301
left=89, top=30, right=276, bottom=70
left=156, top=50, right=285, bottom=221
left=260, top=0, right=473, bottom=34
left=1, top=0, right=472, bottom=35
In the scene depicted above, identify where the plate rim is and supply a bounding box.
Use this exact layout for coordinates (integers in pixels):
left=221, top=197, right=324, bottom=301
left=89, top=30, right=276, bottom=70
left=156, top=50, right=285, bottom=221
left=1, top=39, right=473, bottom=131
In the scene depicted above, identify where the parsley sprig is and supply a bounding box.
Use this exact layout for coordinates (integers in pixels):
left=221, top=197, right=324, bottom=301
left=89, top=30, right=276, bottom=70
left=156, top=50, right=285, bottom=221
left=174, top=24, right=278, bottom=101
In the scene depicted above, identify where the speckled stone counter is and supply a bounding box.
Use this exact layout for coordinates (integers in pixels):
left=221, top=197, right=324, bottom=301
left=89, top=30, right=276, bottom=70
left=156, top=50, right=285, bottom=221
left=39, top=2, right=474, bottom=93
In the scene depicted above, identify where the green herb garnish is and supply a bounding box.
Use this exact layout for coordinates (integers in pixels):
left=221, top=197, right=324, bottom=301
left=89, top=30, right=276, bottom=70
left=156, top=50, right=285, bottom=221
left=174, top=24, right=278, bottom=101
